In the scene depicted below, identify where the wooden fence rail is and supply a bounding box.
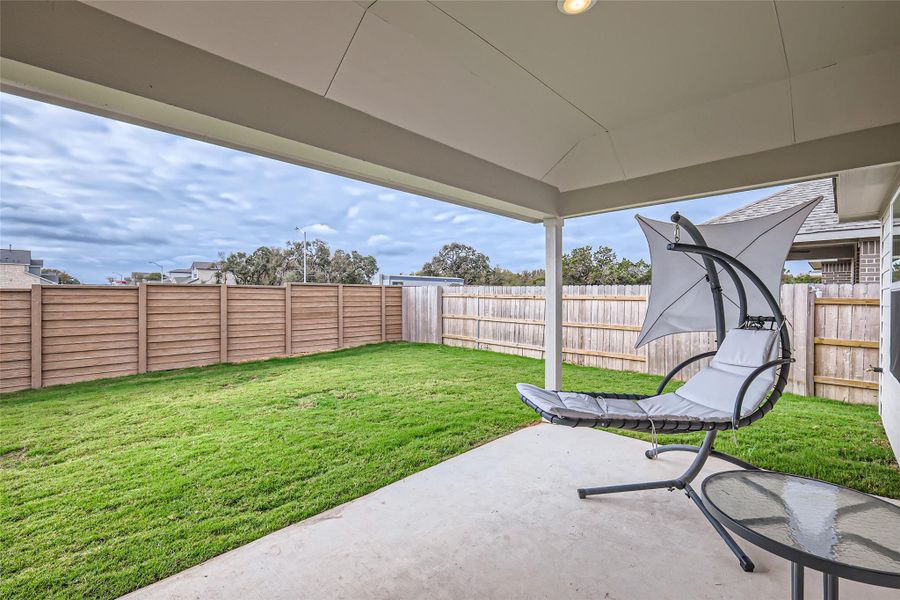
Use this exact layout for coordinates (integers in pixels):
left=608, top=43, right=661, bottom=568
left=0, top=283, right=402, bottom=393
left=403, top=283, right=880, bottom=405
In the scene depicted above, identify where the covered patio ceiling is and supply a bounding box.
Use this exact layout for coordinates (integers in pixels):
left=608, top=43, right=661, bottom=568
left=2, top=1, right=899, bottom=222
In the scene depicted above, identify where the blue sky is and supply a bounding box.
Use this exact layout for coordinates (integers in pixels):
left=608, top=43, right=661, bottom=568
left=0, top=92, right=802, bottom=284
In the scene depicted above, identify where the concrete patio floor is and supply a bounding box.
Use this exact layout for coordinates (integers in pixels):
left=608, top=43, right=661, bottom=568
left=124, top=424, right=895, bottom=600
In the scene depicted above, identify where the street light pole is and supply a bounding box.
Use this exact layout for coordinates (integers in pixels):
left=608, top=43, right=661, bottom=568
left=148, top=261, right=166, bottom=283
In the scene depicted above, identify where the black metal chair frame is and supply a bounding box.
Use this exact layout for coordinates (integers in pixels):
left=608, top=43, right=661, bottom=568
left=520, top=213, right=795, bottom=573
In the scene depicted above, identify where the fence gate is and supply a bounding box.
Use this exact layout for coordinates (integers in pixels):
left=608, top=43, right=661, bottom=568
left=811, top=284, right=880, bottom=403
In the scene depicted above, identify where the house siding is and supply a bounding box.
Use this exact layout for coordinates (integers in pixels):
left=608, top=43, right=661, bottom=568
left=0, top=264, right=47, bottom=288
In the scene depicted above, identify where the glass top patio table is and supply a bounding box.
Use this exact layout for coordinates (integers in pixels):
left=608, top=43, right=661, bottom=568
left=702, top=470, right=900, bottom=598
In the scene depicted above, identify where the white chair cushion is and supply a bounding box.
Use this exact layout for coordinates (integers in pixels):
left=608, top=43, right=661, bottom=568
left=675, top=328, right=779, bottom=417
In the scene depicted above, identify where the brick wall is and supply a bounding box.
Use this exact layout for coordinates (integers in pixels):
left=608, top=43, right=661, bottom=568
left=822, top=260, right=853, bottom=284
left=857, top=238, right=880, bottom=284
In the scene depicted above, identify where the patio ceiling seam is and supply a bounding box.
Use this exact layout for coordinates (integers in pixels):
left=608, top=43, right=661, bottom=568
left=426, top=1, right=617, bottom=141
left=324, top=1, right=376, bottom=97
left=426, top=1, right=629, bottom=183
left=771, top=1, right=797, bottom=144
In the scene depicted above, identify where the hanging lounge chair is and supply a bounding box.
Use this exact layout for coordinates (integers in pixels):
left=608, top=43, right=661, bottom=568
left=517, top=198, right=822, bottom=572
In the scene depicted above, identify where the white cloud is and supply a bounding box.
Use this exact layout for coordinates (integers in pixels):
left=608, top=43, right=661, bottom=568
left=304, top=223, right=337, bottom=235
left=433, top=211, right=455, bottom=222
left=343, top=185, right=367, bottom=197
left=367, top=234, right=391, bottom=246
left=347, top=205, right=361, bottom=218
left=377, top=192, right=397, bottom=202
left=452, top=214, right=477, bottom=224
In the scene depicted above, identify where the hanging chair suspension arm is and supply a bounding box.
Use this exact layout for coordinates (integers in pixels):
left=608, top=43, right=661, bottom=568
left=731, top=358, right=794, bottom=425
left=707, top=256, right=748, bottom=327
left=670, top=214, right=726, bottom=346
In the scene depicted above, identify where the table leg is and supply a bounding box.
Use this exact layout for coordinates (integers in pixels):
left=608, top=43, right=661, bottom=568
left=823, top=573, right=838, bottom=600
left=791, top=563, right=804, bottom=600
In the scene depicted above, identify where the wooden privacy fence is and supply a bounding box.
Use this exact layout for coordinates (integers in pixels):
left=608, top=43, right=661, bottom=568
left=0, top=283, right=402, bottom=393
left=403, top=283, right=880, bottom=404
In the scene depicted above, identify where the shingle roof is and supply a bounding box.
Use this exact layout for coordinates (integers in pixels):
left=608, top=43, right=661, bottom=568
left=191, top=261, right=218, bottom=270
left=707, top=178, right=878, bottom=234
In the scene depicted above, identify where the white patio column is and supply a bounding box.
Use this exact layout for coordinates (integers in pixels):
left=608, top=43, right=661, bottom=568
left=544, top=217, right=564, bottom=390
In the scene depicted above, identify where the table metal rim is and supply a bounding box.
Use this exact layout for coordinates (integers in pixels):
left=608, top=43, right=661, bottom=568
left=701, top=470, right=900, bottom=589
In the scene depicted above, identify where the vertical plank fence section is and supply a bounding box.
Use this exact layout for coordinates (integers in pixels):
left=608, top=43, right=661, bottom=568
left=402, top=285, right=442, bottom=343
left=227, top=286, right=285, bottom=363
left=41, top=286, right=138, bottom=386
left=0, top=289, right=32, bottom=393
left=404, top=283, right=880, bottom=404
left=812, top=283, right=880, bottom=403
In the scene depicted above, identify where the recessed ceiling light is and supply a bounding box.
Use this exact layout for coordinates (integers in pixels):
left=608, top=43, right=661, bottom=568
left=558, top=0, right=596, bottom=16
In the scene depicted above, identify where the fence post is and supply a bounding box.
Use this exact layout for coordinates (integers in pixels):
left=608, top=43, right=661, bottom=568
left=804, top=286, right=816, bottom=396
left=220, top=285, right=228, bottom=363
left=138, top=283, right=147, bottom=373
left=434, top=285, right=443, bottom=344
left=285, top=284, right=292, bottom=355
left=338, top=284, right=344, bottom=348
left=30, top=284, right=42, bottom=389
left=380, top=285, right=386, bottom=342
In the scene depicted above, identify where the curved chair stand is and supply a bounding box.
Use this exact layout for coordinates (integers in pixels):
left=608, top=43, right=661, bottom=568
left=517, top=213, right=794, bottom=574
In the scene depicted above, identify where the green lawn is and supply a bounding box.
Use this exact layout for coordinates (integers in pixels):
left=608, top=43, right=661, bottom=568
left=2, top=342, right=897, bottom=599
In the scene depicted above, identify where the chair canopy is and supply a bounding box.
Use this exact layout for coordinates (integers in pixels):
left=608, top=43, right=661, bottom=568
left=634, top=198, right=821, bottom=348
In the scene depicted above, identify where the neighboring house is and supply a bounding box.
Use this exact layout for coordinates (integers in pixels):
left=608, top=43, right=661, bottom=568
left=378, top=274, right=464, bottom=286
left=166, top=261, right=235, bottom=284
left=708, top=179, right=880, bottom=284
left=0, top=248, right=59, bottom=288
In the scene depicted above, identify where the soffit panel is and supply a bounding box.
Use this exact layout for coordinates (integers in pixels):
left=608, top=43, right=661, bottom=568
left=88, top=0, right=363, bottom=95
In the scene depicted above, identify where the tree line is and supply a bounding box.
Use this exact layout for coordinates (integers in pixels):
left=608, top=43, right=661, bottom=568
left=216, top=239, right=378, bottom=285
left=417, top=242, right=651, bottom=285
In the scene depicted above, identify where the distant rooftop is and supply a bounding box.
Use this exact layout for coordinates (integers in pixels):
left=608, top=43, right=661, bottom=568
left=0, top=248, right=33, bottom=265
left=191, top=261, right=218, bottom=270
left=707, top=179, right=879, bottom=235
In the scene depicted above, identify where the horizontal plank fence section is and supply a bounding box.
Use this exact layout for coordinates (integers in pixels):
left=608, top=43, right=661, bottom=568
left=0, top=289, right=32, bottom=393
left=0, top=283, right=402, bottom=392
left=403, top=283, right=879, bottom=405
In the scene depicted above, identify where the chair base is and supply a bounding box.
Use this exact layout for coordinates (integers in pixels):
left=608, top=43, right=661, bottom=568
left=577, top=431, right=756, bottom=573
left=645, top=443, right=759, bottom=471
